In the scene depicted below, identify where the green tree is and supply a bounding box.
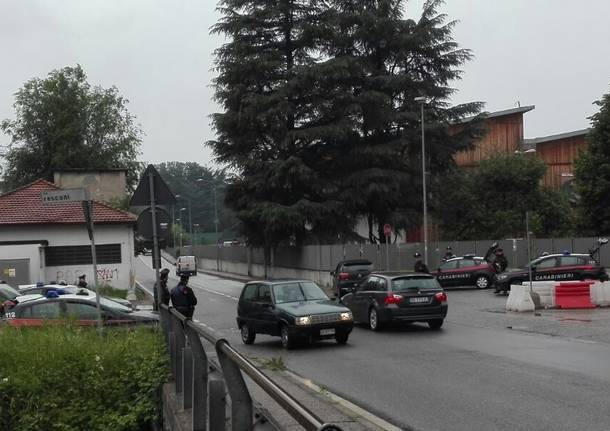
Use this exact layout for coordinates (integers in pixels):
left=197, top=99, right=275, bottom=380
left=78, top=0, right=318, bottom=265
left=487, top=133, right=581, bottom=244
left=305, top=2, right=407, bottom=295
left=155, top=162, right=238, bottom=244
left=321, top=0, right=483, bottom=242
left=1, top=65, right=142, bottom=190
left=574, top=86, right=610, bottom=235
left=210, top=0, right=358, bottom=254
left=435, top=154, right=574, bottom=239
left=209, top=0, right=483, bottom=251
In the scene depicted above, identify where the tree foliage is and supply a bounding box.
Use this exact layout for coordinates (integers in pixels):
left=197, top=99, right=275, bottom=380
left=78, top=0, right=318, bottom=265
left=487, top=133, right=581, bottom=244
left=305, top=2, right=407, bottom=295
left=574, top=86, right=610, bottom=235
left=209, top=0, right=483, bottom=249
left=434, top=154, right=574, bottom=239
left=155, top=162, right=238, bottom=243
left=1, top=65, right=142, bottom=190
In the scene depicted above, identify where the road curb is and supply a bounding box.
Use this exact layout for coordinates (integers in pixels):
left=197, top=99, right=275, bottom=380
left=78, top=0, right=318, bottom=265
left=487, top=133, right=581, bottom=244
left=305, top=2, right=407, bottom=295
left=282, top=370, right=404, bottom=431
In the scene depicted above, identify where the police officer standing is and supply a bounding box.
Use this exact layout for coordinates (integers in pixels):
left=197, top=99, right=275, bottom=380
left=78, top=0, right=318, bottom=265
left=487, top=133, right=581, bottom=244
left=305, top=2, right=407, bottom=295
left=170, top=275, right=198, bottom=318
left=77, top=274, right=88, bottom=288
left=154, top=268, right=171, bottom=308
left=413, top=252, right=429, bottom=273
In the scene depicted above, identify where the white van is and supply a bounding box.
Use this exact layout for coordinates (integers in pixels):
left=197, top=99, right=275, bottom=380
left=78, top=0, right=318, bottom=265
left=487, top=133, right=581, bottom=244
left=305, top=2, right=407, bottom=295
left=175, top=255, right=197, bottom=277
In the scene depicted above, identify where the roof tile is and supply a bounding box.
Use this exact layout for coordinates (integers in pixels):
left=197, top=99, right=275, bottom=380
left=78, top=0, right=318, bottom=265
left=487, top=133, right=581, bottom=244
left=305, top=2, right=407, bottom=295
left=0, top=179, right=136, bottom=226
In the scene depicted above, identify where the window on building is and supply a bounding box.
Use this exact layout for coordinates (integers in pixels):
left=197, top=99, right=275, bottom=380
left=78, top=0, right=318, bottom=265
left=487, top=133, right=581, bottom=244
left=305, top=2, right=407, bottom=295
left=45, top=244, right=122, bottom=266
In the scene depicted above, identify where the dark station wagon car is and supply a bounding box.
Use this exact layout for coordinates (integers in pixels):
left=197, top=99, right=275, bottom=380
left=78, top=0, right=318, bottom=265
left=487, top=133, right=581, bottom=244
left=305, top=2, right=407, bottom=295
left=236, top=280, right=354, bottom=349
left=341, top=272, right=448, bottom=331
left=331, top=259, right=373, bottom=299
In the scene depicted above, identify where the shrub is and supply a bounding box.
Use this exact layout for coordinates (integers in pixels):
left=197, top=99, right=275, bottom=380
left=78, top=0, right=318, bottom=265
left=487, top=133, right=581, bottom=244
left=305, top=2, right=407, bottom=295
left=0, top=324, right=169, bottom=431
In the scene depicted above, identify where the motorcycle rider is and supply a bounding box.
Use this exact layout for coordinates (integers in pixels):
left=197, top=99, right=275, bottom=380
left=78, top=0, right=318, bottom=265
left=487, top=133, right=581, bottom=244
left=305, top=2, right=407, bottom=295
left=493, top=248, right=508, bottom=273
left=414, top=252, right=429, bottom=273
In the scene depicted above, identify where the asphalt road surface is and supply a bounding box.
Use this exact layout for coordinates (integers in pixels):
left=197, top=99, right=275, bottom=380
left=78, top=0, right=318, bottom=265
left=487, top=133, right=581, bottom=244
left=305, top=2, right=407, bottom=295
left=137, top=257, right=610, bottom=431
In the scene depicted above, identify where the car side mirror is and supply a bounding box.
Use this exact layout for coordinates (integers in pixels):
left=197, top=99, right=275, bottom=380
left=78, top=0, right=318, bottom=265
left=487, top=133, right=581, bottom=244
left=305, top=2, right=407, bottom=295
left=530, top=265, right=537, bottom=271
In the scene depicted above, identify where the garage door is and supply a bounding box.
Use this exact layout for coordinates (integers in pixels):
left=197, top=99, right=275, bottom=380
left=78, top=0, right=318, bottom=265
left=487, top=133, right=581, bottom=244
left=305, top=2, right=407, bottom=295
left=0, top=259, right=30, bottom=289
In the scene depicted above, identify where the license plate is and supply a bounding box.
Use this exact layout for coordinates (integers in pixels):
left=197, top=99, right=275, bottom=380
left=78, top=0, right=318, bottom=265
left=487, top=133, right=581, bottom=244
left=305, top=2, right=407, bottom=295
left=320, top=328, right=335, bottom=336
left=409, top=297, right=429, bottom=304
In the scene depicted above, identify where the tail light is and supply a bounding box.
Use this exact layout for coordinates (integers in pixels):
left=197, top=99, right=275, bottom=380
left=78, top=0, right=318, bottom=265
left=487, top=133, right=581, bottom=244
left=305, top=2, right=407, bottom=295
left=339, top=272, right=350, bottom=281
left=384, top=294, right=403, bottom=305
left=435, top=292, right=447, bottom=303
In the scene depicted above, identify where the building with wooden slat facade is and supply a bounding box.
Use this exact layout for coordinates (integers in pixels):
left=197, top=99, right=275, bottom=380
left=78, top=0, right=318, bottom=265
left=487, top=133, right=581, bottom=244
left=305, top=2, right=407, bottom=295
left=524, top=129, right=589, bottom=189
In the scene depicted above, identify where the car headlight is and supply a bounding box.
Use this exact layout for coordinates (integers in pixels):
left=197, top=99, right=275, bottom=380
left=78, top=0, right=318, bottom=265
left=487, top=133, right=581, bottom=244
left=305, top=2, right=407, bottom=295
left=295, top=316, right=311, bottom=326
left=340, top=311, right=353, bottom=321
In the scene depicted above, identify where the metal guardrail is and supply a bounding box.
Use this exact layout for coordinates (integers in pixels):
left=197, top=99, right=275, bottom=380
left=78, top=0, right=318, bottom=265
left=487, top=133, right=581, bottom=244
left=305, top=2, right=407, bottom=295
left=159, top=304, right=343, bottom=431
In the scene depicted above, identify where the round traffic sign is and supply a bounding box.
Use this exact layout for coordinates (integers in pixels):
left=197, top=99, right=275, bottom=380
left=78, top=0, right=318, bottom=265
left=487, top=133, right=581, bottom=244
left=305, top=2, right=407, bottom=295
left=383, top=223, right=392, bottom=237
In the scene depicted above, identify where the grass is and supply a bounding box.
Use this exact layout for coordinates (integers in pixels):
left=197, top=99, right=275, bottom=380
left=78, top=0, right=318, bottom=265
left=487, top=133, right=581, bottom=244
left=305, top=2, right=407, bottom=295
left=0, top=323, right=169, bottom=431
left=259, top=355, right=287, bottom=371
left=97, top=285, right=128, bottom=299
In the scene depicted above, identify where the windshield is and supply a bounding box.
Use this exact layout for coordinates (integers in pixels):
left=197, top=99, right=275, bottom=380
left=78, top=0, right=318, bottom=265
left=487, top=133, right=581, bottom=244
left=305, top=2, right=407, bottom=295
left=273, top=282, right=329, bottom=303
left=392, top=277, right=441, bottom=292
left=0, top=284, right=20, bottom=300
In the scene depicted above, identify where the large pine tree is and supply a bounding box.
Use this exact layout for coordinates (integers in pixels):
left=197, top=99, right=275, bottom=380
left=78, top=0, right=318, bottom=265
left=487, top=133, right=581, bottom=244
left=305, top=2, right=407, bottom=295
left=209, top=0, right=483, bottom=249
left=210, top=0, right=359, bottom=252
left=321, top=0, right=483, bottom=242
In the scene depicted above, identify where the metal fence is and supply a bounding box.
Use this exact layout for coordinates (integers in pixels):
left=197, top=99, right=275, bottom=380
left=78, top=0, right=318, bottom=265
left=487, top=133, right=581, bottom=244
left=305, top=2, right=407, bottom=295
left=185, top=237, right=609, bottom=273
left=159, top=305, right=342, bottom=431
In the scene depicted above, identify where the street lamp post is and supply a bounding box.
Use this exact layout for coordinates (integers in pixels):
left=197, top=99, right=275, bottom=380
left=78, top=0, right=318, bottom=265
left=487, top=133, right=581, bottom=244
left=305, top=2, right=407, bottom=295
left=178, top=208, right=186, bottom=251
left=415, top=96, right=429, bottom=265
left=175, top=194, right=192, bottom=245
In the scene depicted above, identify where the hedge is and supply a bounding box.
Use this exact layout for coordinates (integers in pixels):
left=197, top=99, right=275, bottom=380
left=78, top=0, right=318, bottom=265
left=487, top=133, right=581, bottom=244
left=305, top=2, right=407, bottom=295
left=0, top=324, right=169, bottom=431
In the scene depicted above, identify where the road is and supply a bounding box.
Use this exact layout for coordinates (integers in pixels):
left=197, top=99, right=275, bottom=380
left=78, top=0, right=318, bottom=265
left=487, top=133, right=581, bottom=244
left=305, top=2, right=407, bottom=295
left=136, top=257, right=610, bottom=431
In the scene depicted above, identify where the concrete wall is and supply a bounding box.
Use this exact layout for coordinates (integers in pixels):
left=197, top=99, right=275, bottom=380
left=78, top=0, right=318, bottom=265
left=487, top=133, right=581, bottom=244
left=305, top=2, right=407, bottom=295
left=183, top=236, right=609, bottom=288
left=0, top=244, right=44, bottom=284
left=0, top=224, right=135, bottom=288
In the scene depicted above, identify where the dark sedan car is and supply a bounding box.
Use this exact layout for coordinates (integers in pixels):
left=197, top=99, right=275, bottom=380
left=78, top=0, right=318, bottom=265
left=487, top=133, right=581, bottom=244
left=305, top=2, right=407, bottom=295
left=236, top=280, right=354, bottom=349
left=493, top=253, right=608, bottom=294
left=341, top=272, right=448, bottom=331
left=1, top=294, right=157, bottom=327
left=331, top=259, right=373, bottom=299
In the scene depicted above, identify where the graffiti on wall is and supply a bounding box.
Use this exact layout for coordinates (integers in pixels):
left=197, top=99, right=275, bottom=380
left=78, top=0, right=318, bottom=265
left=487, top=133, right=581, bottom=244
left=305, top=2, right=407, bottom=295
left=54, top=267, right=120, bottom=284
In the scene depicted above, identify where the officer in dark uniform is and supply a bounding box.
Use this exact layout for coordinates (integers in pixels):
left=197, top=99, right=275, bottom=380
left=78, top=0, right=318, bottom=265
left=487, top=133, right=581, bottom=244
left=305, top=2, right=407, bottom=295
left=154, top=268, right=171, bottom=307
left=443, top=246, right=456, bottom=262
left=413, top=252, right=429, bottom=273
left=170, top=275, right=198, bottom=318
left=77, top=274, right=88, bottom=289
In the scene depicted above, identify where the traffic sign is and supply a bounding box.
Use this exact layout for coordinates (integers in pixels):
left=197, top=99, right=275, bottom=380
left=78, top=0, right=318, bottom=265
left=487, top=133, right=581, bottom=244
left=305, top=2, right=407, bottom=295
left=383, top=223, right=392, bottom=237
left=136, top=207, right=170, bottom=241
left=41, top=188, right=87, bottom=204
left=130, top=164, right=176, bottom=207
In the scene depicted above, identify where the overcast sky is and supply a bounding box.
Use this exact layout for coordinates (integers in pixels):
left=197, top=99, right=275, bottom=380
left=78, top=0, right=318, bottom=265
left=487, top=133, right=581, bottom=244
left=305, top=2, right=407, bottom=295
left=1, top=0, right=609, bottom=168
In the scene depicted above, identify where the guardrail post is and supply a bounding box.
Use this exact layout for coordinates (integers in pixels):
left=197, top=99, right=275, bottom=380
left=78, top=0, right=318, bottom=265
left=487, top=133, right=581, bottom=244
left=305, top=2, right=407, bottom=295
left=216, top=339, right=253, bottom=431
left=208, top=374, right=226, bottom=431
left=173, top=316, right=186, bottom=395
left=182, top=345, right=193, bottom=410
left=185, top=325, right=208, bottom=430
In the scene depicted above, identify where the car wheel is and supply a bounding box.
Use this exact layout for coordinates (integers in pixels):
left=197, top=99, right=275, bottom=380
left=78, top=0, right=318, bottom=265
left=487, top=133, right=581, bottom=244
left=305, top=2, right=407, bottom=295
left=240, top=324, right=255, bottom=345
left=475, top=275, right=490, bottom=289
left=280, top=325, right=295, bottom=350
left=335, top=331, right=349, bottom=344
left=428, top=319, right=444, bottom=330
left=369, top=308, right=382, bottom=331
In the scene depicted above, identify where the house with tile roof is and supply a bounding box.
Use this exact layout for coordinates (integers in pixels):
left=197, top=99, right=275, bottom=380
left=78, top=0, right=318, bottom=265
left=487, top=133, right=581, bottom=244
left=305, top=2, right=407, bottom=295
left=0, top=179, right=136, bottom=289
